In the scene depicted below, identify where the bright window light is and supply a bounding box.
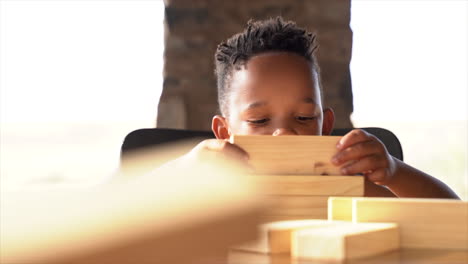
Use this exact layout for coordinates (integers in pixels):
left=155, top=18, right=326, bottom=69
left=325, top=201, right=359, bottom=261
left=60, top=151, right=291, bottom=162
left=351, top=0, right=467, bottom=199
left=0, top=0, right=165, bottom=186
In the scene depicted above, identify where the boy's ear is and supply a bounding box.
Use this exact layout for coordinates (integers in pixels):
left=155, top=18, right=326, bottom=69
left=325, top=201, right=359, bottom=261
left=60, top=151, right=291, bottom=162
left=212, top=115, right=231, bottom=140
left=322, top=108, right=335, bottom=135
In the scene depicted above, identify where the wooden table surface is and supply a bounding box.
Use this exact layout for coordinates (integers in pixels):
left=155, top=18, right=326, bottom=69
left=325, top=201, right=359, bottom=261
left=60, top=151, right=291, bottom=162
left=225, top=249, right=468, bottom=264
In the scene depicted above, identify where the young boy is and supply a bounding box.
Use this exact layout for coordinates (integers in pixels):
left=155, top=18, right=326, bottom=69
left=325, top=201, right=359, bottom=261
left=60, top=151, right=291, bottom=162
left=181, top=17, right=458, bottom=199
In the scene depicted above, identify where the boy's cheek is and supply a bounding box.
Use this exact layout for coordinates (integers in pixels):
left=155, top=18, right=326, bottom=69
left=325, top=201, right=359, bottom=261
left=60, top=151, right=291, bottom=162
left=238, top=125, right=270, bottom=135
left=227, top=119, right=266, bottom=135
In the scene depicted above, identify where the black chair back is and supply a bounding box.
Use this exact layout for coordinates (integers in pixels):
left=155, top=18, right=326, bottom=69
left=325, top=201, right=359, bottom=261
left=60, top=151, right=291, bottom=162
left=121, top=127, right=403, bottom=161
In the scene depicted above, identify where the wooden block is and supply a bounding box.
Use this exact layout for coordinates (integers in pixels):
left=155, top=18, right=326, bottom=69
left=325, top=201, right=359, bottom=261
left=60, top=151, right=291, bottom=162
left=291, top=222, right=399, bottom=260
left=0, top=155, right=265, bottom=264
left=352, top=198, right=468, bottom=250
left=255, top=175, right=364, bottom=196
left=231, top=135, right=342, bottom=175
left=267, top=196, right=329, bottom=219
left=329, top=197, right=468, bottom=249
left=233, top=219, right=342, bottom=254
left=328, top=196, right=354, bottom=221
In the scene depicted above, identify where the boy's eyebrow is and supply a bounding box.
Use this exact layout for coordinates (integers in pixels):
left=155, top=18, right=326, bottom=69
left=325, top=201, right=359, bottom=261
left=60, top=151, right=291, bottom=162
left=303, top=97, right=317, bottom=105
left=245, top=97, right=318, bottom=110
left=246, top=101, right=267, bottom=110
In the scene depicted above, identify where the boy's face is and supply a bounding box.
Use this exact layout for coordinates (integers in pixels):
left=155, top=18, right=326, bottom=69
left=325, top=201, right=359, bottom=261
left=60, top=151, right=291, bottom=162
left=212, top=52, right=334, bottom=139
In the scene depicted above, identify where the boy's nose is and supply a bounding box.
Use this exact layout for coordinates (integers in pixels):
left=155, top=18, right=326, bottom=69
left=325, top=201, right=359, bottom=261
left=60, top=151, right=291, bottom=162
left=272, top=128, right=297, bottom=136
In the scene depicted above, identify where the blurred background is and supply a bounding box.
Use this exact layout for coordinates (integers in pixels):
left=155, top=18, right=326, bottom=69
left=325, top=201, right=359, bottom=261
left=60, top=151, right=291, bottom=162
left=0, top=0, right=466, bottom=199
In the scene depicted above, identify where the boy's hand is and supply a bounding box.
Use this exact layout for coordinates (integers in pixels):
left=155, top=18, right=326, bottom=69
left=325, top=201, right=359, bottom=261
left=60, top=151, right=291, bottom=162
left=186, top=139, right=250, bottom=168
left=331, top=129, right=397, bottom=185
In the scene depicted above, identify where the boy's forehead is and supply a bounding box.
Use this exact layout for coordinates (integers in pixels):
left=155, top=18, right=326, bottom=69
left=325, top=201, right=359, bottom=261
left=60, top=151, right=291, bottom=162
left=243, top=52, right=312, bottom=72
left=229, top=52, right=322, bottom=102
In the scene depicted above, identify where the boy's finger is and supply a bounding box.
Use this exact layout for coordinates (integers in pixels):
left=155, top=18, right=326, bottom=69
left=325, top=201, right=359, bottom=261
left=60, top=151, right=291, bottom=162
left=340, top=154, right=386, bottom=175
left=220, top=143, right=250, bottom=162
left=336, top=129, right=373, bottom=150
left=332, top=140, right=379, bottom=165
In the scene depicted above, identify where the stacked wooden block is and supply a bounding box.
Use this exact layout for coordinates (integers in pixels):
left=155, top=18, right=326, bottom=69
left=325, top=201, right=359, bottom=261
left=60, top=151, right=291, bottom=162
left=232, top=135, right=364, bottom=222
left=231, top=135, right=468, bottom=261
left=232, top=135, right=388, bottom=260
left=256, top=175, right=364, bottom=221
left=235, top=219, right=400, bottom=260
left=328, top=197, right=468, bottom=250
left=235, top=197, right=468, bottom=261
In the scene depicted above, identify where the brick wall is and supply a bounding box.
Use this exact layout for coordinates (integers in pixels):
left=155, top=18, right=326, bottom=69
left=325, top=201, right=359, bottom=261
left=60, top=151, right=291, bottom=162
left=158, top=0, right=353, bottom=130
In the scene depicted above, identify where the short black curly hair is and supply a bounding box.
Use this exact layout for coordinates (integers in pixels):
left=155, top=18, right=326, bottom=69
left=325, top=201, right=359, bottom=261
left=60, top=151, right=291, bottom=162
left=214, top=17, right=321, bottom=116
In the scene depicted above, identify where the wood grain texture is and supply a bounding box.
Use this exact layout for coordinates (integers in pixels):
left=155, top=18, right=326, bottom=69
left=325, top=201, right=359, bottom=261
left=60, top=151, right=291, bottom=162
left=266, top=196, right=329, bottom=219
left=255, top=175, right=364, bottom=196
left=352, top=198, right=468, bottom=250
left=0, top=159, right=265, bottom=264
left=329, top=197, right=468, bottom=250
left=231, top=135, right=343, bottom=175
left=291, top=222, right=399, bottom=260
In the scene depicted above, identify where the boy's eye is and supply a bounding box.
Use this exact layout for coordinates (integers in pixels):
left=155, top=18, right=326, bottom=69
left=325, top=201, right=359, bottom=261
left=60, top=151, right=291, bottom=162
left=296, top=116, right=317, bottom=121
left=247, top=118, right=269, bottom=124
